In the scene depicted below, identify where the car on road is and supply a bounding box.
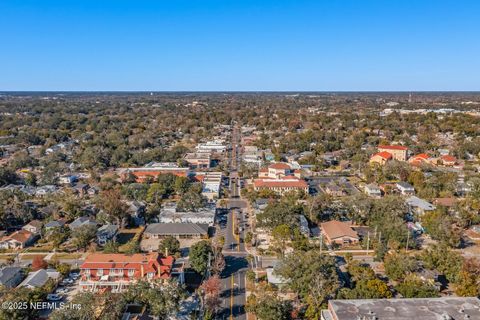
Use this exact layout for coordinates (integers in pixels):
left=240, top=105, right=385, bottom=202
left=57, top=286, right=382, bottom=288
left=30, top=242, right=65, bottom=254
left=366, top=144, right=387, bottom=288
left=47, top=294, right=62, bottom=301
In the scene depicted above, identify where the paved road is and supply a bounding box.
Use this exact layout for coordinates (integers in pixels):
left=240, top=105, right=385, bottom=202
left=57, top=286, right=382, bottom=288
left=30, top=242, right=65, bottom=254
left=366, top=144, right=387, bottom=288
left=218, top=125, right=249, bottom=320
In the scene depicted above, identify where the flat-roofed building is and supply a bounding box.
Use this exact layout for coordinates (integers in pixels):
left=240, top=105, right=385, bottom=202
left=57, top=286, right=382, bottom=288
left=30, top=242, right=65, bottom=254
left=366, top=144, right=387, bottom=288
left=144, top=223, right=209, bottom=240
left=120, top=162, right=191, bottom=183
left=184, top=152, right=211, bottom=169
left=322, top=297, right=480, bottom=320
left=196, top=141, right=227, bottom=153
left=253, top=177, right=308, bottom=195
left=158, top=202, right=216, bottom=225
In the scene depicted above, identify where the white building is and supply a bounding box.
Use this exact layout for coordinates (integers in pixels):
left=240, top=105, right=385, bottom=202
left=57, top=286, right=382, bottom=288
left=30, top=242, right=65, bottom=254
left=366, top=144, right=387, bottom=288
left=158, top=202, right=216, bottom=225
left=196, top=140, right=227, bottom=153
left=200, top=172, right=223, bottom=200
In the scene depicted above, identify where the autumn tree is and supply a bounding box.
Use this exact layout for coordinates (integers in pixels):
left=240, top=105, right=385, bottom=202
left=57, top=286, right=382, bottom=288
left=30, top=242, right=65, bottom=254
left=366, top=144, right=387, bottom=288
left=32, top=256, right=48, bottom=271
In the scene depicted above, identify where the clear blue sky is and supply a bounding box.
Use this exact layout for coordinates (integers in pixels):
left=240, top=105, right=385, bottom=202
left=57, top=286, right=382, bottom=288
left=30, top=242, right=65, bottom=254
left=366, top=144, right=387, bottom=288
left=1, top=0, right=479, bottom=91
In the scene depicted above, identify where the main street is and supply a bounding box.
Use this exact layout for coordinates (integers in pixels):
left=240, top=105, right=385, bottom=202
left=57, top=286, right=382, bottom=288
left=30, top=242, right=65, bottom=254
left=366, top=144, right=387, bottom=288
left=218, top=125, right=249, bottom=320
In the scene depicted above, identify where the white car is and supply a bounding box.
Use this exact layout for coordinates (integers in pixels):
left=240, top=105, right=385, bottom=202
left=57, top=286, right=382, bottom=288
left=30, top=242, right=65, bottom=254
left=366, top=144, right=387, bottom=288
left=47, top=294, right=62, bottom=301
left=56, top=287, right=68, bottom=294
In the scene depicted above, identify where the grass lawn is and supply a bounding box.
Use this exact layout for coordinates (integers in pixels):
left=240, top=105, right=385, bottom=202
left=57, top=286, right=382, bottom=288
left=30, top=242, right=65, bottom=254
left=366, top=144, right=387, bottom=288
left=52, top=253, right=82, bottom=260
left=24, top=245, right=54, bottom=253
left=20, top=254, right=47, bottom=261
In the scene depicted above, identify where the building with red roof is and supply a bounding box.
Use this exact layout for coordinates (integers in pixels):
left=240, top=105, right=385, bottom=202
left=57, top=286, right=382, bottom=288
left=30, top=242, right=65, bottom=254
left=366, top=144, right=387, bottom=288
left=369, top=151, right=393, bottom=166
left=258, top=162, right=293, bottom=179
left=409, top=153, right=431, bottom=166
left=79, top=253, right=175, bottom=292
left=120, top=164, right=191, bottom=183
left=378, top=145, right=408, bottom=161
left=0, top=230, right=35, bottom=249
left=440, top=155, right=457, bottom=166
left=253, top=177, right=308, bottom=195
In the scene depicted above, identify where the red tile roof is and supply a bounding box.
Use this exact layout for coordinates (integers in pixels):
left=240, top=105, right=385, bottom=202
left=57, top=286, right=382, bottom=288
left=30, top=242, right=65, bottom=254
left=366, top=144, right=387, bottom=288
left=80, top=253, right=174, bottom=280
left=3, top=230, right=33, bottom=244
left=268, top=163, right=291, bottom=170
left=253, top=178, right=308, bottom=188
left=378, top=145, right=408, bottom=151
left=413, top=153, right=430, bottom=160
left=441, top=155, right=457, bottom=163
left=371, top=151, right=393, bottom=160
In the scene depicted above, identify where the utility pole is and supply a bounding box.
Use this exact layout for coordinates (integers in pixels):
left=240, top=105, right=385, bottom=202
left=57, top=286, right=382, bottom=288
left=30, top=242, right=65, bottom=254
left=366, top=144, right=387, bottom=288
left=405, top=230, right=410, bottom=252
left=320, top=234, right=323, bottom=255
left=366, top=232, right=370, bottom=251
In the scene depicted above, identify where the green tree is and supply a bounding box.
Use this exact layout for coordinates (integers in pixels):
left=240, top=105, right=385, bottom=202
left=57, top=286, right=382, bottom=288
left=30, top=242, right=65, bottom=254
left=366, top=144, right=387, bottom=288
left=395, top=274, right=439, bottom=298
left=103, top=240, right=119, bottom=253
left=271, top=224, right=291, bottom=256
left=384, top=252, right=419, bottom=281
left=146, top=183, right=167, bottom=205
left=246, top=293, right=292, bottom=320
left=177, top=186, right=206, bottom=212
left=276, top=251, right=339, bottom=319
left=174, top=176, right=190, bottom=195
left=454, top=259, right=480, bottom=297
left=124, top=279, right=186, bottom=318
left=257, top=200, right=303, bottom=230
left=339, top=278, right=392, bottom=299
left=72, top=224, right=97, bottom=249
left=420, top=244, right=463, bottom=283
left=159, top=235, right=180, bottom=256
left=190, top=240, right=213, bottom=275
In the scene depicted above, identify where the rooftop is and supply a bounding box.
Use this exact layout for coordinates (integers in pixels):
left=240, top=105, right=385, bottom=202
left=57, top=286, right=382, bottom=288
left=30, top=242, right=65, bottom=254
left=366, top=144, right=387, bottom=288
left=327, top=297, right=480, bottom=320
left=320, top=220, right=359, bottom=240
left=372, top=151, right=393, bottom=160
left=378, top=145, right=408, bottom=151
left=145, top=223, right=209, bottom=236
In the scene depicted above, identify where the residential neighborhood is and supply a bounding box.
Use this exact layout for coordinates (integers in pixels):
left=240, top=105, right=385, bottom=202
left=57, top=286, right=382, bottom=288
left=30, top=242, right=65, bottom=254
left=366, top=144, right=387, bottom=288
left=1, top=91, right=480, bottom=320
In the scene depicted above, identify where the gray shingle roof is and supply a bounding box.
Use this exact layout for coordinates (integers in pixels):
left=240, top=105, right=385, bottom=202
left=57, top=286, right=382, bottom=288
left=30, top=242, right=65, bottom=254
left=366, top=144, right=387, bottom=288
left=0, top=266, right=22, bottom=284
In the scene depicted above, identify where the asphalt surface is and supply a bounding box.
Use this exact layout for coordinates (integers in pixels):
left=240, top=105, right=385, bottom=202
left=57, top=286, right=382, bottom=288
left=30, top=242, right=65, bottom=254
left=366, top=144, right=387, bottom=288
left=218, top=126, right=249, bottom=320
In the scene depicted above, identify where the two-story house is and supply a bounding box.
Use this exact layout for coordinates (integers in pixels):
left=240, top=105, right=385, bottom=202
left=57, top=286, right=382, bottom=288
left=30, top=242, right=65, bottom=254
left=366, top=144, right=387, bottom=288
left=79, top=253, right=174, bottom=293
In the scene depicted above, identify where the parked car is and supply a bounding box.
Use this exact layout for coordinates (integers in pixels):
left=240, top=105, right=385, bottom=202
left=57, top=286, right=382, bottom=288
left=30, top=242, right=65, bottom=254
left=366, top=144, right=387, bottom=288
left=47, top=294, right=62, bottom=301
left=55, top=287, right=69, bottom=294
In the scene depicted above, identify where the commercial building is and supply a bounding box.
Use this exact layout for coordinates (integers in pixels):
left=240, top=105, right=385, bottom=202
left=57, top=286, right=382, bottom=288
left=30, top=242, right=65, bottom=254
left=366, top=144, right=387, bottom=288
left=184, top=152, right=211, bottom=169
left=196, top=140, right=227, bottom=153
left=253, top=177, right=309, bottom=195
left=321, top=297, right=480, bottom=320
left=158, top=202, right=216, bottom=225
left=144, top=223, right=209, bottom=240
left=120, top=162, right=190, bottom=183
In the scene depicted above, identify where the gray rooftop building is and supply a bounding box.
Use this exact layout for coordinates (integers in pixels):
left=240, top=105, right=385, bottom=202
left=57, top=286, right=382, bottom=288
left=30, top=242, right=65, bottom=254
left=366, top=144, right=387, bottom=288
left=322, top=297, right=480, bottom=320
left=0, top=266, right=23, bottom=288
left=144, top=223, right=209, bottom=239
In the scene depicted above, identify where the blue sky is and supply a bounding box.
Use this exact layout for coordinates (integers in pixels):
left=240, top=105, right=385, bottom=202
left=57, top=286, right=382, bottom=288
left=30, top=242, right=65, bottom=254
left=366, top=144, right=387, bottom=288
left=1, top=0, right=479, bottom=91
